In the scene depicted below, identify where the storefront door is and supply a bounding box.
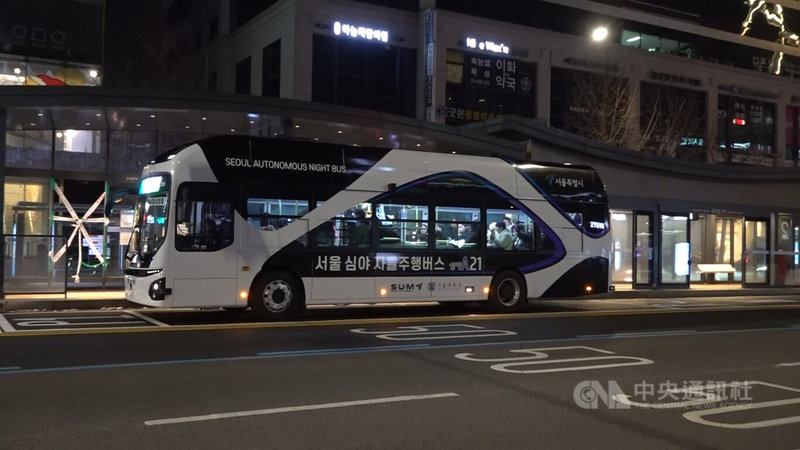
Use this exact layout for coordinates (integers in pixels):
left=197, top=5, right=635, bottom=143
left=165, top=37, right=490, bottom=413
left=743, top=217, right=769, bottom=286
left=633, top=212, right=653, bottom=287
left=660, top=213, right=690, bottom=287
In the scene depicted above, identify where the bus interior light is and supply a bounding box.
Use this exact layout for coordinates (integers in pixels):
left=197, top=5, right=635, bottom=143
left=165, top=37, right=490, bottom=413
left=465, top=286, right=474, bottom=293
left=380, top=288, right=388, bottom=296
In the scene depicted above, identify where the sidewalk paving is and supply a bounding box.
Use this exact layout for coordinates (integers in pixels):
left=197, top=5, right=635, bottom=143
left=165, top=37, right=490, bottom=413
left=2, top=285, right=800, bottom=313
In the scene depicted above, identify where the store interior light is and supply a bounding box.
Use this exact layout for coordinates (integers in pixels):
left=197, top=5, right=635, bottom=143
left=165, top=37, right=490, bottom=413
left=626, top=36, right=641, bottom=43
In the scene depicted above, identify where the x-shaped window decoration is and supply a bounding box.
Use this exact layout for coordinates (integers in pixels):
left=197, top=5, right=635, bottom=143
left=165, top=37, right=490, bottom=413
left=51, top=183, right=107, bottom=282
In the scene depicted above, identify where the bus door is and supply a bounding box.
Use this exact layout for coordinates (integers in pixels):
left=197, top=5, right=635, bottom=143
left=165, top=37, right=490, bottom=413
left=170, top=183, right=238, bottom=307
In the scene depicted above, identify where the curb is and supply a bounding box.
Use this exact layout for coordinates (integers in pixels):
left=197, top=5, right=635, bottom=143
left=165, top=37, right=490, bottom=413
left=3, top=287, right=800, bottom=313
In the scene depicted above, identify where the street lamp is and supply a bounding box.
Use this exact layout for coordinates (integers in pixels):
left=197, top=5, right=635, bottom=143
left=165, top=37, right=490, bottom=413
left=591, top=26, right=609, bottom=42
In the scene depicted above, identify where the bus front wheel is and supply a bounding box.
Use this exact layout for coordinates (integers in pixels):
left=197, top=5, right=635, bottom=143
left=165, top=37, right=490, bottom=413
left=250, top=270, right=302, bottom=320
left=487, top=270, right=526, bottom=313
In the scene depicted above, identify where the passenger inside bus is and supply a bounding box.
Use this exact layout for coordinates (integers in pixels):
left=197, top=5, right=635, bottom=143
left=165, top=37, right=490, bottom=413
left=514, top=220, right=532, bottom=250
left=350, top=208, right=371, bottom=247
left=489, top=220, right=513, bottom=250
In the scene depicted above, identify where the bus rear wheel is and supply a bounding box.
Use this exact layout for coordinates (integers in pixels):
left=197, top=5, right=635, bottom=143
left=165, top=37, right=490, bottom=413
left=250, top=270, right=302, bottom=320
left=487, top=270, right=526, bottom=313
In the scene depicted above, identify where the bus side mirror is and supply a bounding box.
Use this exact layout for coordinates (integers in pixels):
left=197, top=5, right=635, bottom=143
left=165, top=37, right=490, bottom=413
left=105, top=189, right=136, bottom=217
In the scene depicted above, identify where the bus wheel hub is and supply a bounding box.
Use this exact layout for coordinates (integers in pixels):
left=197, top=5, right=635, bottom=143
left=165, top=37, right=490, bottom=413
left=264, top=280, right=291, bottom=312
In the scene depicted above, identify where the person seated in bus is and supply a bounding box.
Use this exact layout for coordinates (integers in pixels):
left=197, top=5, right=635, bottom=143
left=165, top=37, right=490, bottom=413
left=350, top=207, right=371, bottom=247
left=216, top=217, right=233, bottom=247
left=514, top=220, right=532, bottom=250
left=461, top=224, right=480, bottom=244
left=489, top=220, right=513, bottom=250
left=415, top=224, right=429, bottom=242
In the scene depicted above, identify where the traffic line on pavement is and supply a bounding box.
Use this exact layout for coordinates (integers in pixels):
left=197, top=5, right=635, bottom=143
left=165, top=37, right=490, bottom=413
left=125, top=310, right=169, bottom=327
left=0, top=315, right=13, bottom=332
left=257, top=344, right=430, bottom=357
left=144, top=392, right=460, bottom=426
left=0, top=366, right=21, bottom=371
left=776, top=361, right=800, bottom=367
left=577, top=330, right=697, bottom=339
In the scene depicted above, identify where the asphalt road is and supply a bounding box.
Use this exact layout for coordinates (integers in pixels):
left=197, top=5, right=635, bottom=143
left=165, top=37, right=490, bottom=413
left=0, top=302, right=799, bottom=449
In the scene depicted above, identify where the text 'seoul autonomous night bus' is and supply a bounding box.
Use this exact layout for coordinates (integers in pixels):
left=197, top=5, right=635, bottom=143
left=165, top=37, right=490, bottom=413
left=124, top=135, right=611, bottom=319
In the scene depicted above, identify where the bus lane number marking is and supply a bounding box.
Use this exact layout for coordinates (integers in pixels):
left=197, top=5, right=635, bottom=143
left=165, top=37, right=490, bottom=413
left=613, top=380, right=800, bottom=430
left=350, top=324, right=517, bottom=340
left=454, top=345, right=654, bottom=374
left=4, top=313, right=158, bottom=331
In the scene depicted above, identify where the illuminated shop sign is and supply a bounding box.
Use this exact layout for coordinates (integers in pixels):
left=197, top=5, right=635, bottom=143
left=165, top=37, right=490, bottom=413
left=465, top=37, right=509, bottom=54
left=333, top=21, right=388, bottom=43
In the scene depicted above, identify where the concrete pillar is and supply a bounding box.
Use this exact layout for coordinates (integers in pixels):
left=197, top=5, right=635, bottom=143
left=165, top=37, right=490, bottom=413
left=0, top=107, right=6, bottom=298
left=536, top=47, right=551, bottom=125
left=706, top=81, right=718, bottom=151
left=775, top=100, right=786, bottom=166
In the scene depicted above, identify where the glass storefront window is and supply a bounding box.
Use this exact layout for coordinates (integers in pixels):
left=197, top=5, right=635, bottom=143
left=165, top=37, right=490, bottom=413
left=5, top=130, right=52, bottom=168
left=718, top=94, right=775, bottom=158
left=109, top=130, right=159, bottom=175
left=3, top=179, right=49, bottom=235
left=776, top=214, right=800, bottom=286
left=443, top=49, right=536, bottom=126
left=0, top=59, right=100, bottom=87
left=54, top=129, right=106, bottom=172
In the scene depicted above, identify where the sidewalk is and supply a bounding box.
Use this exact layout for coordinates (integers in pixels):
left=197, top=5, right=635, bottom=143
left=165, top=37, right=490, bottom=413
left=1, top=291, right=128, bottom=312
left=2, top=285, right=800, bottom=313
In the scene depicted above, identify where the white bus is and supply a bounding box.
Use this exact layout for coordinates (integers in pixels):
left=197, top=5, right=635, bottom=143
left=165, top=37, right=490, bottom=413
left=124, top=135, right=611, bottom=319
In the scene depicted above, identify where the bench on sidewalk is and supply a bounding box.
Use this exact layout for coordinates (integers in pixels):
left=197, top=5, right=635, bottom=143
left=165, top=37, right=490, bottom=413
left=697, top=263, right=735, bottom=282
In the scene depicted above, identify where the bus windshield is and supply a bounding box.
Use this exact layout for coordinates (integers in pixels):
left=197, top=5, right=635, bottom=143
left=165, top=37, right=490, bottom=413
left=129, top=174, right=170, bottom=263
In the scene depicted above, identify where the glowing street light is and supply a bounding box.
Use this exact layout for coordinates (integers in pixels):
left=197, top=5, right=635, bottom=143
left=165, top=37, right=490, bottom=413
left=592, top=26, right=609, bottom=42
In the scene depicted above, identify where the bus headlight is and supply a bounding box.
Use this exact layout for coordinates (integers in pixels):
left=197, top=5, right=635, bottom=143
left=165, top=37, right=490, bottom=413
left=149, top=278, right=167, bottom=300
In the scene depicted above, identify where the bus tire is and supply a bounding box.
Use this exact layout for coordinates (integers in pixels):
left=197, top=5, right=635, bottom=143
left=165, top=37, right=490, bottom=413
left=487, top=270, right=526, bottom=313
left=249, top=270, right=302, bottom=320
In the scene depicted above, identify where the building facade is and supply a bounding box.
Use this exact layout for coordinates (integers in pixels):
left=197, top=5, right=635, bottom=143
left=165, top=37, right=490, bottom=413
left=1, top=0, right=799, bottom=295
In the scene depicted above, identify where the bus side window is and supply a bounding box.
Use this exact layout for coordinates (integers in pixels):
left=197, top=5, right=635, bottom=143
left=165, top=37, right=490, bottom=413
left=318, top=203, right=372, bottom=248
left=434, top=205, right=480, bottom=250
left=175, top=182, right=235, bottom=252
left=175, top=201, right=233, bottom=252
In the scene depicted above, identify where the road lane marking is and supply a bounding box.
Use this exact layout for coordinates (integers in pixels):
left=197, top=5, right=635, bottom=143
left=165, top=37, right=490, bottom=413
left=683, top=398, right=800, bottom=429
left=10, top=314, right=138, bottom=321
left=1, top=326, right=798, bottom=376
left=0, top=366, right=21, bottom=371
left=0, top=315, right=13, bottom=332
left=257, top=344, right=430, bottom=357
left=455, top=346, right=653, bottom=374
left=3, top=304, right=800, bottom=337
left=144, top=392, right=460, bottom=426
left=350, top=324, right=516, bottom=340
left=125, top=310, right=169, bottom=327
left=776, top=361, right=800, bottom=367
left=577, top=330, right=697, bottom=339
left=14, top=321, right=145, bottom=327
